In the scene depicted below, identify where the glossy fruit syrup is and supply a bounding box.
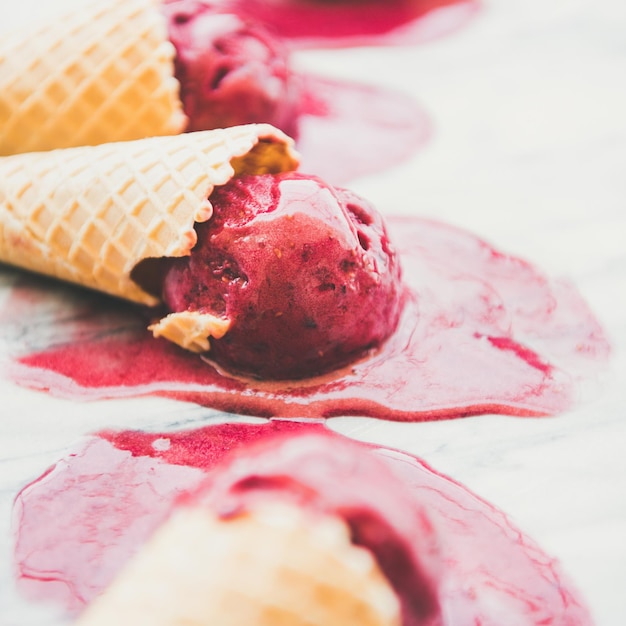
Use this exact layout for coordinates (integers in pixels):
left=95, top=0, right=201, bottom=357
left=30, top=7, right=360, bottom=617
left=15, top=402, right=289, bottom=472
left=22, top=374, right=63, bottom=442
left=13, top=420, right=592, bottom=624
left=2, top=216, right=609, bottom=421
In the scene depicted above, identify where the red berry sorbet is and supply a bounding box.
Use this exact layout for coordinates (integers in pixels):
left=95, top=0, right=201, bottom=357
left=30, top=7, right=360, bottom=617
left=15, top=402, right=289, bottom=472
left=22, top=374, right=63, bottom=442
left=159, top=172, right=405, bottom=379
left=164, top=0, right=300, bottom=137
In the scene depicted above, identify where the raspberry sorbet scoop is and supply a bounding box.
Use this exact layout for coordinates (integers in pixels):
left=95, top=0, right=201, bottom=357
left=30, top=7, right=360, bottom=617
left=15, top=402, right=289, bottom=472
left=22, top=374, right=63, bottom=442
left=163, top=0, right=300, bottom=137
left=158, top=172, right=405, bottom=379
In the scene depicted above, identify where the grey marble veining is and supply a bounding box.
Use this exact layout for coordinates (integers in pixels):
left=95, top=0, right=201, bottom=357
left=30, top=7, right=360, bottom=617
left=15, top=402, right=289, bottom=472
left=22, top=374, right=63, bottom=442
left=1, top=0, right=625, bottom=624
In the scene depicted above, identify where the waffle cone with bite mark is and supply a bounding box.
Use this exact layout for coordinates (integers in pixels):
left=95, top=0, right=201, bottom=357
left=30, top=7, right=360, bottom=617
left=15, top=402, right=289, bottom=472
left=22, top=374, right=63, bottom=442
left=75, top=503, right=402, bottom=626
left=0, top=124, right=299, bottom=350
left=0, top=0, right=186, bottom=156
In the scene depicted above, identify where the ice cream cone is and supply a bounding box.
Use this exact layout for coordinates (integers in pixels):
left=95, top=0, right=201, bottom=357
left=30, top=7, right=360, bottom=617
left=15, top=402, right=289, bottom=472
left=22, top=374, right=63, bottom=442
left=0, top=0, right=186, bottom=156
left=75, top=503, right=402, bottom=626
left=0, top=124, right=298, bottom=348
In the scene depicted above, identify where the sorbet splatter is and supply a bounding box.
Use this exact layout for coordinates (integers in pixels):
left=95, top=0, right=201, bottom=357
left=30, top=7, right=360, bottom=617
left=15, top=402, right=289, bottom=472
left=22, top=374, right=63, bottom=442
left=184, top=0, right=481, bottom=49
left=13, top=420, right=592, bottom=624
left=1, top=217, right=608, bottom=421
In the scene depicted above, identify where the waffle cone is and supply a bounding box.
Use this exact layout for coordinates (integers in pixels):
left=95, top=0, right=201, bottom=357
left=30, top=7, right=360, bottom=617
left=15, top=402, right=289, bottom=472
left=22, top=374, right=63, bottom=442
left=75, top=503, right=402, bottom=626
left=0, top=0, right=186, bottom=156
left=0, top=125, right=297, bottom=310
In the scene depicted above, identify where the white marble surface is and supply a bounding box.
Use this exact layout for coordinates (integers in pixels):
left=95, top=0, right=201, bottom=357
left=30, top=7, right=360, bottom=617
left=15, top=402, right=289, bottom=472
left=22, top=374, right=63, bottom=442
left=1, top=0, right=626, bottom=624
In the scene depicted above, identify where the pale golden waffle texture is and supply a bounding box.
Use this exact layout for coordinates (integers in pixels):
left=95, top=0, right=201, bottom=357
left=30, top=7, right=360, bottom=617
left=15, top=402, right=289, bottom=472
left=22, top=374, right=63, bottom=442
left=76, top=503, right=402, bottom=626
left=0, top=124, right=298, bottom=348
left=0, top=0, right=186, bottom=156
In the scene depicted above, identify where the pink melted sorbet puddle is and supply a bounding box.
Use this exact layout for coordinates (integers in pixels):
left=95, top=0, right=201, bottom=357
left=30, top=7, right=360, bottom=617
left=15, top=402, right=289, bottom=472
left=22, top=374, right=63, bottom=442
left=296, top=75, right=431, bottom=185
left=1, top=217, right=609, bottom=421
left=12, top=420, right=592, bottom=624
left=219, top=0, right=480, bottom=49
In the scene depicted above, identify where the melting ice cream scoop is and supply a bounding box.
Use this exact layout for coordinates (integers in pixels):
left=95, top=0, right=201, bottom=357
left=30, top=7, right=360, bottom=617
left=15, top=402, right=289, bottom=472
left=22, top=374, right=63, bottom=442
left=163, top=0, right=300, bottom=137
left=155, top=172, right=405, bottom=379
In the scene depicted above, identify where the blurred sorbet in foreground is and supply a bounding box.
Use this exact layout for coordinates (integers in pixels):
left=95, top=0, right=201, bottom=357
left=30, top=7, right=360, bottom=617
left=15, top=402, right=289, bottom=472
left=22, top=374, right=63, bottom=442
left=16, top=422, right=594, bottom=624
left=74, top=430, right=442, bottom=626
